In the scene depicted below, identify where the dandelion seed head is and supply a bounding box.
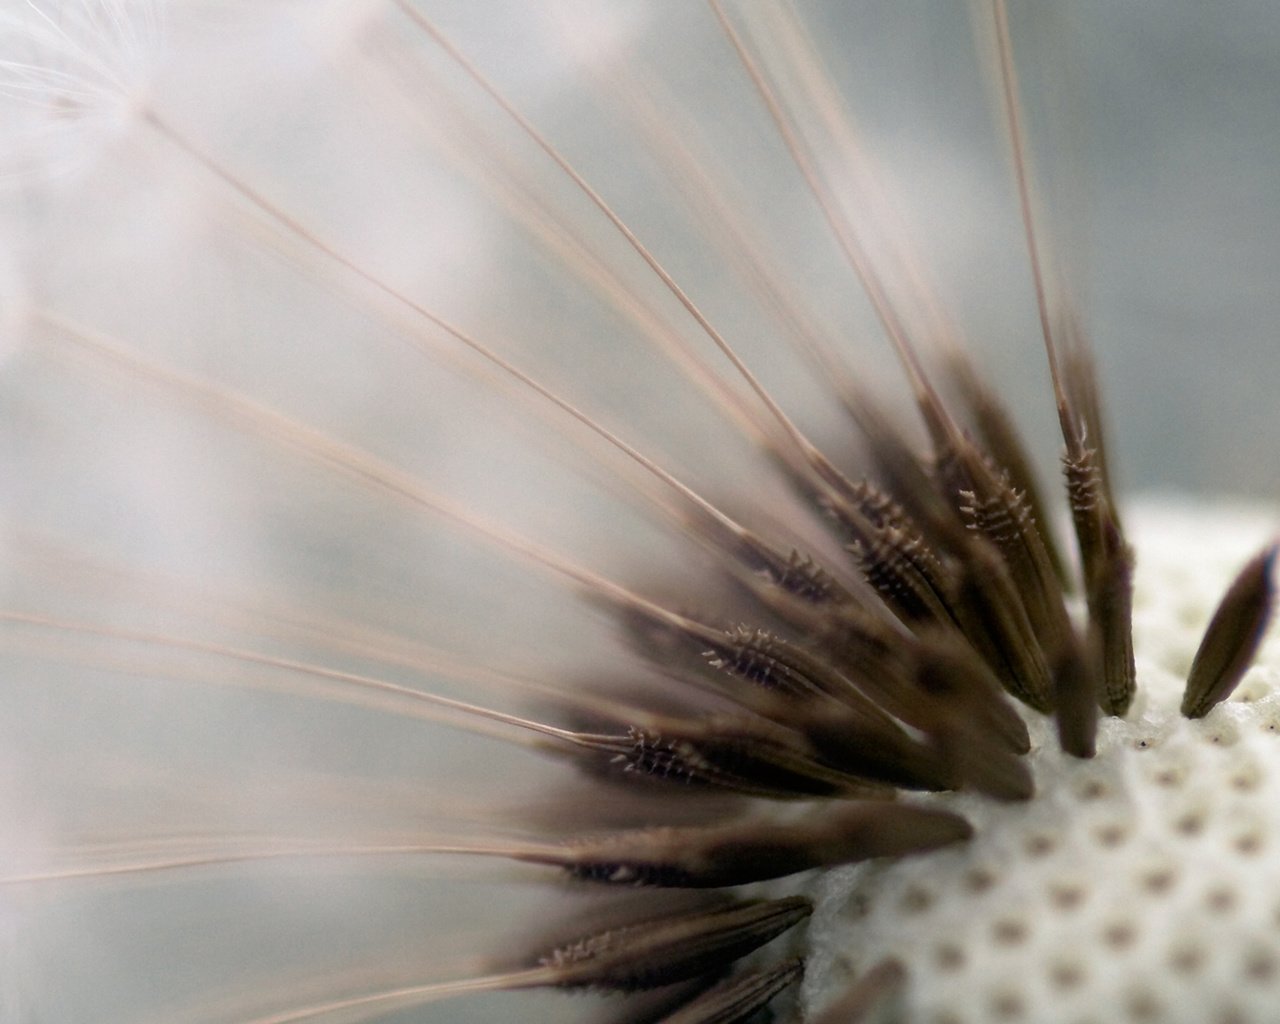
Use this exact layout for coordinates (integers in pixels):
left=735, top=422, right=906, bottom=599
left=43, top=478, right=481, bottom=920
left=5, top=2, right=1280, bottom=1023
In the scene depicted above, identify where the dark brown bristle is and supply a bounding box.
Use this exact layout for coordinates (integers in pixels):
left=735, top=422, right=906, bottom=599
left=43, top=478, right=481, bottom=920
left=657, top=957, right=804, bottom=1024
left=1063, top=453, right=1137, bottom=717
left=1182, top=543, right=1278, bottom=719
left=534, top=802, right=972, bottom=889
left=1053, top=630, right=1100, bottom=758
left=928, top=723, right=1035, bottom=802
left=825, top=485, right=959, bottom=630
left=703, top=628, right=892, bottom=726
left=733, top=536, right=849, bottom=607
left=950, top=539, right=1055, bottom=712
left=533, top=896, right=812, bottom=992
left=794, top=702, right=958, bottom=794
left=944, top=351, right=1071, bottom=587
left=846, top=401, right=959, bottom=538
left=910, top=637, right=1032, bottom=755
left=1060, top=315, right=1122, bottom=522
left=853, top=525, right=957, bottom=629
left=593, top=717, right=894, bottom=800
left=954, top=455, right=1073, bottom=663
left=929, top=412, right=1076, bottom=683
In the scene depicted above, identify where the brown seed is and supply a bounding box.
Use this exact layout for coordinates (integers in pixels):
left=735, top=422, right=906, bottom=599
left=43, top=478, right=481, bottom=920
left=911, top=636, right=1032, bottom=755
left=535, top=801, right=972, bottom=888
left=987, top=0, right=1135, bottom=717
left=1181, top=543, right=1277, bottom=718
left=705, top=626, right=882, bottom=715
left=1064, top=451, right=1137, bottom=716
left=929, top=718, right=1035, bottom=802
left=852, top=522, right=957, bottom=629
left=534, top=896, right=811, bottom=992
left=951, top=539, right=1054, bottom=712
left=1054, top=628, right=1100, bottom=758
left=573, top=714, right=890, bottom=800
left=943, top=434, right=1074, bottom=671
left=945, top=349, right=1071, bottom=588
left=793, top=698, right=957, bottom=793
left=657, top=957, right=804, bottom=1024
left=823, top=480, right=959, bottom=630
left=734, top=534, right=849, bottom=607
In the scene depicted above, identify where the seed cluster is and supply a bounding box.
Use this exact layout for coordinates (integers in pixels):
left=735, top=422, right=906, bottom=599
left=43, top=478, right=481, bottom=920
left=427, top=5, right=1280, bottom=1017
left=803, top=506, right=1280, bottom=1024
left=5, top=3, right=1278, bottom=1023
left=481, top=270, right=1276, bottom=1015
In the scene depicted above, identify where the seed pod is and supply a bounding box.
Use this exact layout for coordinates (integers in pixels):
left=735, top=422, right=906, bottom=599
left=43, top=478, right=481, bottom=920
left=938, top=433, right=1073, bottom=669
left=851, top=523, right=957, bottom=629
left=703, top=627, right=893, bottom=728
left=533, top=896, right=812, bottom=992
left=945, top=350, right=1070, bottom=588
left=951, top=538, right=1054, bottom=711
left=959, top=472, right=1072, bottom=656
left=1182, top=543, right=1277, bottom=718
left=536, top=801, right=972, bottom=888
left=908, top=635, right=1032, bottom=755
left=733, top=534, right=850, bottom=607
left=1054, top=627, right=1100, bottom=758
left=593, top=717, right=892, bottom=800
left=791, top=700, right=957, bottom=793
left=1064, top=446, right=1136, bottom=716
left=658, top=957, right=804, bottom=1024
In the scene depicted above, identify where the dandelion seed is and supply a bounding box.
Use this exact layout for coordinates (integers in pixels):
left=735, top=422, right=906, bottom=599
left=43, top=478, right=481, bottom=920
left=3, top=3, right=1280, bottom=1024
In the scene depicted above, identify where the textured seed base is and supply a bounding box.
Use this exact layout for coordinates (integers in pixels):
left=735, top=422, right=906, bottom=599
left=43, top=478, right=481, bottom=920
left=804, top=501, right=1280, bottom=1024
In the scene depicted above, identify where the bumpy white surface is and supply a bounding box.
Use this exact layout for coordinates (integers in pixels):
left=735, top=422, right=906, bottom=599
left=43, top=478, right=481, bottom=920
left=804, top=500, right=1280, bottom=1024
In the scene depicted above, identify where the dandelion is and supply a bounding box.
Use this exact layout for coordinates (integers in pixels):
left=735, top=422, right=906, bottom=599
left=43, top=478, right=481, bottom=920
left=2, top=3, right=1280, bottom=1024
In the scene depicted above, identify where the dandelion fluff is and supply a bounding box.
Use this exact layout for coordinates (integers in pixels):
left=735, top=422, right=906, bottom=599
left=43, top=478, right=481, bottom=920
left=3, top=2, right=1280, bottom=1023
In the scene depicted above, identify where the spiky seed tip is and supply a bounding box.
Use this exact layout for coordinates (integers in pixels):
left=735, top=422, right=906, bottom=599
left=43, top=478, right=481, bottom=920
left=534, top=896, right=811, bottom=992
